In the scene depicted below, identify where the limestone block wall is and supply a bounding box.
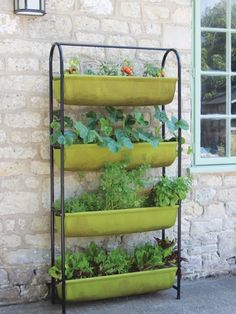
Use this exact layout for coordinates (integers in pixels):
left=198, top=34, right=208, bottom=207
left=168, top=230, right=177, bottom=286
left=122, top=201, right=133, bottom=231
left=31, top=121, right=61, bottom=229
left=0, top=0, right=235, bottom=306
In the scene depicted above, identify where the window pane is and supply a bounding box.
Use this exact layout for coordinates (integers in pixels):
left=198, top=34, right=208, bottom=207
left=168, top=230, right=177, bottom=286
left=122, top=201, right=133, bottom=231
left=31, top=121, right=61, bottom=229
left=231, top=76, right=236, bottom=113
left=201, top=0, right=226, bottom=28
left=201, top=76, right=226, bottom=114
left=232, top=34, right=236, bottom=72
left=201, top=119, right=226, bottom=157
left=232, top=0, right=236, bottom=28
left=201, top=32, right=226, bottom=71
left=231, top=119, right=236, bottom=156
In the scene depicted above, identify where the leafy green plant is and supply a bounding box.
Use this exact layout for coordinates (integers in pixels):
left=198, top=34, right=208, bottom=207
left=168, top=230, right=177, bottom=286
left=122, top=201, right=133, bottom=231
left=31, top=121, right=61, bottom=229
left=102, top=249, right=131, bottom=275
left=53, top=162, right=191, bottom=214
left=65, top=57, right=80, bottom=74
left=132, top=238, right=176, bottom=271
left=50, top=106, right=188, bottom=152
left=53, top=192, right=104, bottom=214
left=53, top=162, right=148, bottom=213
left=154, top=106, right=189, bottom=138
left=153, top=176, right=192, bottom=207
left=64, top=59, right=166, bottom=78
left=49, top=239, right=178, bottom=282
left=98, top=61, right=121, bottom=76
left=100, top=162, right=148, bottom=210
left=143, top=63, right=164, bottom=77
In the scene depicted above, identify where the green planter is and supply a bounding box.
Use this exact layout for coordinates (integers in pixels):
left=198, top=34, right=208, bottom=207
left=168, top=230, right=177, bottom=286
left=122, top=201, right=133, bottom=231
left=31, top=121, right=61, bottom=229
left=53, top=75, right=177, bottom=106
left=55, top=205, right=178, bottom=237
left=54, top=142, right=177, bottom=171
left=57, top=267, right=177, bottom=302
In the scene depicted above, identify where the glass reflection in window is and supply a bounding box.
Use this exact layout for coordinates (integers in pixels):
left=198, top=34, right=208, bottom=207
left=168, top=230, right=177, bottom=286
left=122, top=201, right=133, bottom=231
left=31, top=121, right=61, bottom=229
left=201, top=0, right=226, bottom=28
left=201, top=119, right=226, bottom=157
left=201, top=76, right=226, bottom=114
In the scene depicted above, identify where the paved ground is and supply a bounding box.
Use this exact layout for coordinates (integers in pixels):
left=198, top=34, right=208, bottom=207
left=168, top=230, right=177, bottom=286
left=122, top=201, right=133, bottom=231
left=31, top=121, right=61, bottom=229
left=0, top=276, right=236, bottom=314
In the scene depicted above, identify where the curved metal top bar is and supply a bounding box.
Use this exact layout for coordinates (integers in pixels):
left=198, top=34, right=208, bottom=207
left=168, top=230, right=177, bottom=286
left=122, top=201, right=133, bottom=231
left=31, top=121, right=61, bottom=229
left=49, top=42, right=64, bottom=66
left=161, top=48, right=181, bottom=69
left=51, top=41, right=173, bottom=52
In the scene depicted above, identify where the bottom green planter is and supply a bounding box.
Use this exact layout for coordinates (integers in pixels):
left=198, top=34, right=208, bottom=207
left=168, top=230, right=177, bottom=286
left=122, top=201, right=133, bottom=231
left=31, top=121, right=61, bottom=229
left=57, top=267, right=177, bottom=302
left=55, top=205, right=178, bottom=237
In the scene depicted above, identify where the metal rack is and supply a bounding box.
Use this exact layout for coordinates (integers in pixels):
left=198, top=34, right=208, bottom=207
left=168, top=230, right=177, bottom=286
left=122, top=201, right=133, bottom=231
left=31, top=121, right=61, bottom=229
left=49, top=42, right=182, bottom=314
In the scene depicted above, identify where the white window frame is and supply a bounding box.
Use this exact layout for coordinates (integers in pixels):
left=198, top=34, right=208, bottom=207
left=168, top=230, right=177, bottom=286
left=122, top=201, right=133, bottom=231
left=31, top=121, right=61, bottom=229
left=194, top=0, right=236, bottom=167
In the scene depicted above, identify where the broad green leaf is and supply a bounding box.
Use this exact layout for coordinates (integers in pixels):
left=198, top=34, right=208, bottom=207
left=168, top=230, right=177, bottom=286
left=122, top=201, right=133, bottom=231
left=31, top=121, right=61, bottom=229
left=86, top=111, right=97, bottom=119
left=74, top=122, right=89, bottom=140
left=154, top=107, right=168, bottom=123
left=176, top=119, right=189, bottom=130
left=57, top=134, right=66, bottom=145
left=50, top=130, right=62, bottom=145
left=64, top=116, right=74, bottom=128
left=50, top=121, right=60, bottom=130
left=134, top=110, right=149, bottom=127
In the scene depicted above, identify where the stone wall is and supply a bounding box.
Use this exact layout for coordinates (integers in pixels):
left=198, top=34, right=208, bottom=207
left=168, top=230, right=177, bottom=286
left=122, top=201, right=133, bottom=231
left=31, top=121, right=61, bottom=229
left=0, top=0, right=235, bottom=306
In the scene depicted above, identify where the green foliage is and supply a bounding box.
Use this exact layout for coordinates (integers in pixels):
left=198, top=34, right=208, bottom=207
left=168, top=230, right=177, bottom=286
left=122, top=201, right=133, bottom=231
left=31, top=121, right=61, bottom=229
left=133, top=238, right=176, bottom=271
left=54, top=162, right=192, bottom=213
left=143, top=63, right=164, bottom=77
left=65, top=57, right=80, bottom=74
left=100, top=162, right=148, bottom=210
left=53, top=192, right=104, bottom=214
left=102, top=249, right=131, bottom=275
left=50, top=106, right=188, bottom=151
left=49, top=239, right=178, bottom=281
left=153, top=176, right=192, bottom=207
left=154, top=107, right=189, bottom=138
left=54, top=162, right=147, bottom=213
left=98, top=62, right=121, bottom=76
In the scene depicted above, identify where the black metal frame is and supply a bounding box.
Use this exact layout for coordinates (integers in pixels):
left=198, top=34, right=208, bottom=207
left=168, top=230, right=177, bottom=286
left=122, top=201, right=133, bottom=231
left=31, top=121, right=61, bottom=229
left=49, top=42, right=182, bottom=314
left=14, top=0, right=46, bottom=16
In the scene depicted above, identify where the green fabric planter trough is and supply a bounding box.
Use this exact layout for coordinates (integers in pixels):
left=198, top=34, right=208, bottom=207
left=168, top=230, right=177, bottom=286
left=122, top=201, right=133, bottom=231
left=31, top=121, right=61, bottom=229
left=54, top=142, right=177, bottom=171
left=53, top=75, right=177, bottom=106
left=57, top=267, right=177, bottom=302
left=55, top=205, right=178, bottom=237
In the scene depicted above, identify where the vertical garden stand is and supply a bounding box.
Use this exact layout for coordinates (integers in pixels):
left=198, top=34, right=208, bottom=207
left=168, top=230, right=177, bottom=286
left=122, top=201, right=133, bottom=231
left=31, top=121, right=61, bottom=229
left=49, top=42, right=182, bottom=314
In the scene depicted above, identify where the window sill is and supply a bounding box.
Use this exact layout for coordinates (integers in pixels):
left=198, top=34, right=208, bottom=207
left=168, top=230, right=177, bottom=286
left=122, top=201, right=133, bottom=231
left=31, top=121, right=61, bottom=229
left=189, top=165, right=236, bottom=174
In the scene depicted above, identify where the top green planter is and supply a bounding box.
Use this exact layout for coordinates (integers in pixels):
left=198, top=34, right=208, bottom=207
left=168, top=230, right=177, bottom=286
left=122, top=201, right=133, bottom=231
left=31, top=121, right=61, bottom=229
left=53, top=75, right=177, bottom=107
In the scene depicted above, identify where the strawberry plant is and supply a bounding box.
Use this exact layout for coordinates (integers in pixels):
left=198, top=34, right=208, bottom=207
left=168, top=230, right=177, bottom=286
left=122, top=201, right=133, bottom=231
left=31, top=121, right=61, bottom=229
left=143, top=63, right=165, bottom=77
left=65, top=57, right=80, bottom=74
left=121, top=59, right=133, bottom=76
left=50, top=106, right=188, bottom=152
left=64, top=58, right=167, bottom=78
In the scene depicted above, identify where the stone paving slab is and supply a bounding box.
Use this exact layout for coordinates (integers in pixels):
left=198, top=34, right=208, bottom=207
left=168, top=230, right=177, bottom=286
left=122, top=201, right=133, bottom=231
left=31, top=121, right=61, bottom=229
left=0, top=276, right=236, bottom=314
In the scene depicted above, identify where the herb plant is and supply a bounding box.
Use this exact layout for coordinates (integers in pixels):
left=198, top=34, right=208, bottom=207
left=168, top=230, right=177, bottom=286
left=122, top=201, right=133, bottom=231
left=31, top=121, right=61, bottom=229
left=49, top=239, right=178, bottom=282
left=53, top=192, right=104, bottom=214
left=153, top=176, right=192, bottom=207
left=100, top=162, right=147, bottom=210
left=53, top=162, right=147, bottom=214
left=53, top=162, right=191, bottom=214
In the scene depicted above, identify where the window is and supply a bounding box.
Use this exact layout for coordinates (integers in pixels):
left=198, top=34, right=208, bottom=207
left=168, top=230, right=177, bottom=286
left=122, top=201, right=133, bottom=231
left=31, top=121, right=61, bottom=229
left=194, top=0, right=236, bottom=166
